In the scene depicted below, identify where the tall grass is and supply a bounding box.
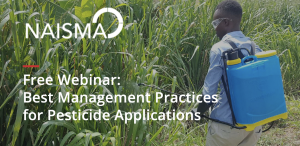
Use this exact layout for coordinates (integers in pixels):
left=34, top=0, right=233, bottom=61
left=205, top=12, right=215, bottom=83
left=0, top=0, right=299, bottom=145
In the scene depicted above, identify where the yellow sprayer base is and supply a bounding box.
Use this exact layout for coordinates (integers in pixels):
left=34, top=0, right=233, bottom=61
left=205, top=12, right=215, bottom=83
left=237, top=112, right=288, bottom=131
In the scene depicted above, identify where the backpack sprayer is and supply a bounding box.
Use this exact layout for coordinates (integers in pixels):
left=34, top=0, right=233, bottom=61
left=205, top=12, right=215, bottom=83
left=138, top=40, right=288, bottom=132
left=221, top=40, right=288, bottom=131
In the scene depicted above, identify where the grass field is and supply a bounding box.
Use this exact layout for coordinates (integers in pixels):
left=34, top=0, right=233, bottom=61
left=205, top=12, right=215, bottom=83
left=258, top=101, right=300, bottom=146
left=0, top=0, right=299, bottom=145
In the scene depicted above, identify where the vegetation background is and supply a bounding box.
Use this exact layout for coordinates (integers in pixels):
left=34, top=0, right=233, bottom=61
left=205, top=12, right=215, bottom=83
left=0, top=0, right=299, bottom=145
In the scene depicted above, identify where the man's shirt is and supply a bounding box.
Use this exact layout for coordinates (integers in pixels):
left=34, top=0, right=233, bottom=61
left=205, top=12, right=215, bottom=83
left=202, top=31, right=263, bottom=124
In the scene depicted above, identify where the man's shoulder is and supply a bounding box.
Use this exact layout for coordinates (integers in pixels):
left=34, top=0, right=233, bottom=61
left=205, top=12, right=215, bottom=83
left=211, top=40, right=231, bottom=55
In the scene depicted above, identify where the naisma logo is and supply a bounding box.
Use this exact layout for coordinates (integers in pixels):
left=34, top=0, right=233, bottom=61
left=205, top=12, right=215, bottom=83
left=26, top=8, right=123, bottom=39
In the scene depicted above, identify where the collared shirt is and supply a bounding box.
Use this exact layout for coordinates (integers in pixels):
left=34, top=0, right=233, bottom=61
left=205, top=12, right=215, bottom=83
left=202, top=31, right=263, bottom=124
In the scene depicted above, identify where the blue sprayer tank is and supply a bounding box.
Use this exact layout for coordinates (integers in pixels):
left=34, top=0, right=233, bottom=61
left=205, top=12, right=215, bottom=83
left=226, top=50, right=288, bottom=131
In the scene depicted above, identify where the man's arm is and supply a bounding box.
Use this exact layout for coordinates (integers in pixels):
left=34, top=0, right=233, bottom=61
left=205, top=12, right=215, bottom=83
left=194, top=50, right=223, bottom=115
left=202, top=50, right=223, bottom=104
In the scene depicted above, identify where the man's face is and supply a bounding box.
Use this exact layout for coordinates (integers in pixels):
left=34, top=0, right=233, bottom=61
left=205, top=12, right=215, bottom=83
left=213, top=9, right=228, bottom=40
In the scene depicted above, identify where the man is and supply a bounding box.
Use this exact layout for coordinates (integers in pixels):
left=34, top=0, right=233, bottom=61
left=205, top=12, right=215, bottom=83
left=201, top=0, right=263, bottom=146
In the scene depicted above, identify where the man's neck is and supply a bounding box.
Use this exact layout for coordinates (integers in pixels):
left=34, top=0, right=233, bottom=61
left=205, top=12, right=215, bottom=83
left=226, top=30, right=241, bottom=34
left=227, top=26, right=241, bottom=33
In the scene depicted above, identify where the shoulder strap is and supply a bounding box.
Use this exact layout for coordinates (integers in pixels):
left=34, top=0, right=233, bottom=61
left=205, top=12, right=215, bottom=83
left=225, top=40, right=245, bottom=59
left=250, top=41, right=256, bottom=55
left=221, top=41, right=238, bottom=125
left=221, top=75, right=237, bottom=125
left=225, top=40, right=237, bottom=49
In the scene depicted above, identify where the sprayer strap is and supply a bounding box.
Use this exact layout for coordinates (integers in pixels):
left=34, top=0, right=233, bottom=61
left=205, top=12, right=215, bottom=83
left=226, top=39, right=257, bottom=56
left=250, top=41, right=256, bottom=55
left=225, top=40, right=245, bottom=59
left=201, top=115, right=246, bottom=129
left=221, top=75, right=237, bottom=125
left=225, top=40, right=238, bottom=49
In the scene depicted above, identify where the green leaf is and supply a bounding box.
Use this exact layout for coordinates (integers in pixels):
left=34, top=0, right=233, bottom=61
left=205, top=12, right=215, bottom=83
left=67, top=132, right=85, bottom=146
left=146, top=126, right=165, bottom=146
left=60, top=131, right=76, bottom=146
left=0, top=15, right=9, bottom=30
left=34, top=121, right=76, bottom=145
left=0, top=60, right=10, bottom=88
left=57, top=0, right=75, bottom=10
left=75, top=0, right=105, bottom=23
left=11, top=90, right=25, bottom=146
left=53, top=38, right=68, bottom=44
left=0, top=79, right=24, bottom=110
